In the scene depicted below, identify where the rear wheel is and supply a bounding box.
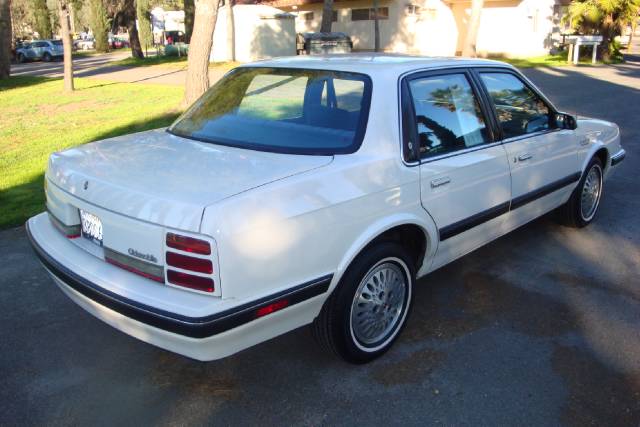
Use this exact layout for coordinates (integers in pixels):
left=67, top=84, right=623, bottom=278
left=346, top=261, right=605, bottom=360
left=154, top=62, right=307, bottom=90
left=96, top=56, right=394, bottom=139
left=17, top=53, right=25, bottom=63
left=561, top=157, right=604, bottom=228
left=312, top=242, right=414, bottom=364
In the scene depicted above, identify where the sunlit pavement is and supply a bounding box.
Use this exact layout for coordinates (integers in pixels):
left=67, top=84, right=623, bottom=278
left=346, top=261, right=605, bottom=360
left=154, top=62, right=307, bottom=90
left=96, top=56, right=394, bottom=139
left=1, top=58, right=639, bottom=425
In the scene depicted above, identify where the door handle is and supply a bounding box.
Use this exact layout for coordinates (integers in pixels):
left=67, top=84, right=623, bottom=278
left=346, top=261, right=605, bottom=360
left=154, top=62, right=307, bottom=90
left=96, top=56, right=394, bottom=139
left=431, top=177, right=451, bottom=188
left=518, top=153, right=533, bottom=161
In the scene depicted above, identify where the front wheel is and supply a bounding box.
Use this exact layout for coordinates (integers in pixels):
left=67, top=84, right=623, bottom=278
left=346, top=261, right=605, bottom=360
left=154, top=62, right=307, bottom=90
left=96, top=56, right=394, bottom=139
left=312, top=242, right=414, bottom=364
left=561, top=157, right=604, bottom=228
left=42, top=52, right=51, bottom=62
left=17, top=53, right=25, bottom=63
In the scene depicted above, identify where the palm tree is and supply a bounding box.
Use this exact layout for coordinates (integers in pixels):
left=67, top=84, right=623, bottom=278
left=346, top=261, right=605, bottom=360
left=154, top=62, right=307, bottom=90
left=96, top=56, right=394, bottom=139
left=320, top=0, right=333, bottom=33
left=226, top=0, right=235, bottom=61
left=183, top=0, right=221, bottom=106
left=565, top=0, right=640, bottom=60
left=461, top=0, right=483, bottom=57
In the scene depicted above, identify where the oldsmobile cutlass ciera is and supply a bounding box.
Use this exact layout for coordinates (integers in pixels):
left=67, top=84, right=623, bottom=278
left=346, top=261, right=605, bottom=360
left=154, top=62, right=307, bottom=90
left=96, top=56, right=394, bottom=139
left=27, top=55, right=625, bottom=363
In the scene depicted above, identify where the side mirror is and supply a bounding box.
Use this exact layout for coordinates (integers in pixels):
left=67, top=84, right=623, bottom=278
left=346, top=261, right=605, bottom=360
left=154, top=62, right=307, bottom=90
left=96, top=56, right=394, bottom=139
left=554, top=112, right=578, bottom=130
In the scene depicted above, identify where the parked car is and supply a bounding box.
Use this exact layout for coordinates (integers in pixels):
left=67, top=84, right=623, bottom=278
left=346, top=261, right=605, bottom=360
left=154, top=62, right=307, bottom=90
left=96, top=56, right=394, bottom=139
left=74, top=38, right=95, bottom=51
left=109, top=36, right=129, bottom=49
left=27, top=55, right=625, bottom=363
left=15, top=40, right=64, bottom=62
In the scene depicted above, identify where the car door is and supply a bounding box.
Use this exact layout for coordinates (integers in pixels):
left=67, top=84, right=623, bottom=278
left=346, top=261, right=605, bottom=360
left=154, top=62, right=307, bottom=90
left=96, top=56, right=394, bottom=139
left=32, top=42, right=44, bottom=58
left=402, top=69, right=512, bottom=270
left=475, top=69, right=580, bottom=230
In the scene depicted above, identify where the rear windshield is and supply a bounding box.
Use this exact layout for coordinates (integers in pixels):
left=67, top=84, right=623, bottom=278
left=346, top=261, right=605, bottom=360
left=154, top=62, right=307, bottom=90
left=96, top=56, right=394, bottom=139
left=168, top=67, right=372, bottom=155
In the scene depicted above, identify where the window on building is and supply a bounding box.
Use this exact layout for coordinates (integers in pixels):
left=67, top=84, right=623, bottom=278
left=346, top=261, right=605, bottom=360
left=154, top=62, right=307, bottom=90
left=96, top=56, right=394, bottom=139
left=301, top=12, right=314, bottom=21
left=332, top=10, right=338, bottom=22
left=351, top=7, right=389, bottom=21
left=406, top=5, right=420, bottom=15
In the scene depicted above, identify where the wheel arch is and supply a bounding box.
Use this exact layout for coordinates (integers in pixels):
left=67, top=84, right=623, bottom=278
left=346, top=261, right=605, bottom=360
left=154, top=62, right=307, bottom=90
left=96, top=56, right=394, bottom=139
left=329, top=213, right=437, bottom=294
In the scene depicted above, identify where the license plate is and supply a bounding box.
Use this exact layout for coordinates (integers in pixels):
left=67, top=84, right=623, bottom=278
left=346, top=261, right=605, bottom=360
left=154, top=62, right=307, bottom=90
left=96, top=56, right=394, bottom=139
left=79, top=209, right=103, bottom=246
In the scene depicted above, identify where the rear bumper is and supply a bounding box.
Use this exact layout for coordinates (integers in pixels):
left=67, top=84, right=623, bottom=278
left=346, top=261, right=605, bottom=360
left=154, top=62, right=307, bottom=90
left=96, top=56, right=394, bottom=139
left=27, top=214, right=331, bottom=360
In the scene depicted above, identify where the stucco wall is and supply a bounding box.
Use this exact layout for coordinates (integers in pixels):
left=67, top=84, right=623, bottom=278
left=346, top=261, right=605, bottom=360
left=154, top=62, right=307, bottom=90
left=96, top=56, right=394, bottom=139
left=289, top=0, right=457, bottom=55
left=212, top=5, right=296, bottom=62
left=284, top=0, right=562, bottom=58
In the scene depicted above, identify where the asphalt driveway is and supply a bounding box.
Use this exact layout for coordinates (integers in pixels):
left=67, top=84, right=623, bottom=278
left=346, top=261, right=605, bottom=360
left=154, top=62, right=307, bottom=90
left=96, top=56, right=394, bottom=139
left=1, top=59, right=639, bottom=426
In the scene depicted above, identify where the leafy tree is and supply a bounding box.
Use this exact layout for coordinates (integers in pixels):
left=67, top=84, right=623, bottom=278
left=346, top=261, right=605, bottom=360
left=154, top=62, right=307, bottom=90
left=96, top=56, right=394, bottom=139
left=89, top=0, right=110, bottom=51
left=57, top=0, right=74, bottom=91
left=184, top=0, right=194, bottom=42
left=565, top=0, right=640, bottom=60
left=0, top=0, right=10, bottom=78
left=33, top=0, right=53, bottom=38
left=137, top=0, right=153, bottom=50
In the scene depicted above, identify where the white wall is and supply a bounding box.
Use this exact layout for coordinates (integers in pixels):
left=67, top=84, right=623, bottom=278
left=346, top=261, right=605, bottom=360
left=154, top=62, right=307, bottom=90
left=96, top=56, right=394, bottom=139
left=212, top=5, right=296, bottom=62
left=285, top=0, right=561, bottom=58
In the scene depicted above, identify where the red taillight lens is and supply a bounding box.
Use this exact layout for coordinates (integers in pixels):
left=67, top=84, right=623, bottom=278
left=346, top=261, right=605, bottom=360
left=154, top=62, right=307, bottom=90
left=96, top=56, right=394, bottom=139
left=255, top=299, right=289, bottom=318
left=167, top=270, right=214, bottom=293
left=166, top=233, right=211, bottom=255
left=166, top=252, right=213, bottom=274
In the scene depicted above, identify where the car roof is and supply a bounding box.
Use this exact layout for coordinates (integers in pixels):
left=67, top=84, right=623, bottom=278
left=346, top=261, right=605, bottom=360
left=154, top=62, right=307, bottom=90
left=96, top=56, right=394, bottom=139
left=244, top=53, right=513, bottom=75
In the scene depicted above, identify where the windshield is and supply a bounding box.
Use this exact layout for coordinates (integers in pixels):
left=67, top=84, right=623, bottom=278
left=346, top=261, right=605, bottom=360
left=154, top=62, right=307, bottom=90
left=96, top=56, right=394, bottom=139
left=168, top=67, right=372, bottom=155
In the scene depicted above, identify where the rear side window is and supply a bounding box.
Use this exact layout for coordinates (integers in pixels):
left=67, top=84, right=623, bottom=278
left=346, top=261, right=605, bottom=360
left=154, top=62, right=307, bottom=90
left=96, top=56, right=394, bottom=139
left=480, top=72, right=551, bottom=139
left=51, top=40, right=63, bottom=46
left=169, top=67, right=372, bottom=155
left=407, top=73, right=490, bottom=159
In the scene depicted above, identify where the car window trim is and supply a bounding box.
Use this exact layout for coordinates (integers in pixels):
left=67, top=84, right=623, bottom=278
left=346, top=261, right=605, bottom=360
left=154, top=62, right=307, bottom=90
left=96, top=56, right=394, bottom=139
left=471, top=67, right=560, bottom=142
left=400, top=68, right=498, bottom=163
left=167, top=66, right=374, bottom=156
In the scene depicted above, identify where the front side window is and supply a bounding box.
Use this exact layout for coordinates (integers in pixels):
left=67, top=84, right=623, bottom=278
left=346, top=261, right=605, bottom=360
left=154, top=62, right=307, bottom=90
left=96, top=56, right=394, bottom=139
left=169, top=67, right=371, bottom=155
left=480, top=72, right=552, bottom=139
left=408, top=73, right=490, bottom=159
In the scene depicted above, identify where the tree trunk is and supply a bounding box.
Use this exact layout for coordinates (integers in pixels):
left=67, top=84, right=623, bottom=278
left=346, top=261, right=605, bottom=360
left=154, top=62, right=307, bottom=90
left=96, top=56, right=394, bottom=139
left=226, top=0, right=235, bottom=61
left=320, top=0, right=333, bottom=33
left=58, top=0, right=74, bottom=91
left=373, top=0, right=380, bottom=51
left=124, top=0, right=144, bottom=59
left=0, top=0, right=11, bottom=79
left=90, top=0, right=110, bottom=52
left=183, top=0, right=220, bottom=106
left=461, top=0, right=483, bottom=57
left=136, top=0, right=153, bottom=53
left=184, top=0, right=195, bottom=43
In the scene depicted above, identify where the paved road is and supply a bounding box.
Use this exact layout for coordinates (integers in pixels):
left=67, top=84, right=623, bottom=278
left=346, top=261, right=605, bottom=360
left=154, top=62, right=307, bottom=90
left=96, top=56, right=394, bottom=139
left=10, top=51, right=227, bottom=86
left=1, top=59, right=639, bottom=425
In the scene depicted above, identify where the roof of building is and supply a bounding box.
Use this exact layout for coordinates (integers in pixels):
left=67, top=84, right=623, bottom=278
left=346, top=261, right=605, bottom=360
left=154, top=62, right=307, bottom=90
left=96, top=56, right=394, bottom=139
left=242, top=53, right=512, bottom=75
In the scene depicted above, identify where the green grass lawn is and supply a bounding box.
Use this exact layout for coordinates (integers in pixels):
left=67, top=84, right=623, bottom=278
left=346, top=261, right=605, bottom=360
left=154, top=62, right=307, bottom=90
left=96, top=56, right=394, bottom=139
left=0, top=76, right=183, bottom=230
left=489, top=52, right=625, bottom=68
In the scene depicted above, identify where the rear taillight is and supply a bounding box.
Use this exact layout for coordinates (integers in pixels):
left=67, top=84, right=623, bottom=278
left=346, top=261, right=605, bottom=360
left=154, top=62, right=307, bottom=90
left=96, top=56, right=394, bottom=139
left=166, top=233, right=211, bottom=255
left=167, top=270, right=214, bottom=293
left=165, top=232, right=216, bottom=293
left=166, top=252, right=213, bottom=274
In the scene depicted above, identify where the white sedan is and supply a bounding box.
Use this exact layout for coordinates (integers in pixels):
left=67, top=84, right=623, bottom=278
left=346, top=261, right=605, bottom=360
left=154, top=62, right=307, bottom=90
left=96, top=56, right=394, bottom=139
left=27, top=55, right=625, bottom=363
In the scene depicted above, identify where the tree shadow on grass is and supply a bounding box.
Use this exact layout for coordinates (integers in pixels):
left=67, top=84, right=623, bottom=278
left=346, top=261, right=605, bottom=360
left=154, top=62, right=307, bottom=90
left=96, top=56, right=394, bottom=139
left=0, top=75, right=58, bottom=91
left=0, top=111, right=181, bottom=231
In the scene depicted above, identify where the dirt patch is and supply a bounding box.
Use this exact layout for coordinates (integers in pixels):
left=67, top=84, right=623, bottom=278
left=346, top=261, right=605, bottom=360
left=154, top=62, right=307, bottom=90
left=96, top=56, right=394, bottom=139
left=372, top=348, right=445, bottom=386
left=404, top=270, right=577, bottom=342
left=551, top=344, right=640, bottom=426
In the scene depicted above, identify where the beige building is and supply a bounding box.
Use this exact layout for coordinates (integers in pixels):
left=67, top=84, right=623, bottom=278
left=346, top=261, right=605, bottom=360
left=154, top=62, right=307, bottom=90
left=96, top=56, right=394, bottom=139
left=267, top=0, right=571, bottom=58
